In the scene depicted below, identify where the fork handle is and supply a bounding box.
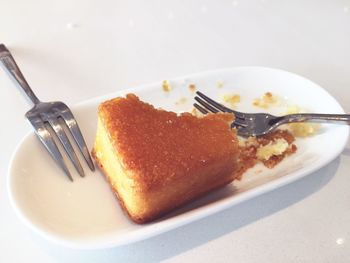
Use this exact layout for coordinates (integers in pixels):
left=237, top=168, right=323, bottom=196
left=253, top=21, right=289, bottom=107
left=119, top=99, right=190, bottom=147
left=282, top=113, right=350, bottom=124
left=0, top=44, right=40, bottom=105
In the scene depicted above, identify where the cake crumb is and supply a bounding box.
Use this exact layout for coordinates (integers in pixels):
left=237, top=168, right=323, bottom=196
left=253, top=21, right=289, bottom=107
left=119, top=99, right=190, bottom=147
left=256, top=138, right=289, bottom=161
left=253, top=92, right=279, bottom=109
left=95, top=151, right=102, bottom=159
left=236, top=129, right=297, bottom=178
left=285, top=105, right=320, bottom=137
left=217, top=81, right=224, bottom=88
left=288, top=123, right=319, bottom=137
left=222, top=94, right=241, bottom=108
left=263, top=92, right=277, bottom=103
left=162, top=80, right=172, bottom=92
left=175, top=97, right=188, bottom=105
left=188, top=84, right=196, bottom=93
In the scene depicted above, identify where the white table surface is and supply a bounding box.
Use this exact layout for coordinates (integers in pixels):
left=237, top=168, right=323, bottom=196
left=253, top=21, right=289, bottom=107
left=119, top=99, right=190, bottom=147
left=1, top=0, right=350, bottom=262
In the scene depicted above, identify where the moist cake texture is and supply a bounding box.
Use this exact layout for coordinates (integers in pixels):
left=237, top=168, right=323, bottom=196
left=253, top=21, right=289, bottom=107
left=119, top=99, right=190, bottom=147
left=92, top=94, right=240, bottom=223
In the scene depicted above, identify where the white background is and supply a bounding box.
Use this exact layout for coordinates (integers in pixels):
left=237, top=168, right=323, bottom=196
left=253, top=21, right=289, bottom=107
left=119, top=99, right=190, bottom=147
left=1, top=0, right=350, bottom=262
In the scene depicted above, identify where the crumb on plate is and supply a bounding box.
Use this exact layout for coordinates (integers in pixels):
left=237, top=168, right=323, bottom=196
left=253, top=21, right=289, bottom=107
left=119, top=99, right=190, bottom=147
left=256, top=138, right=289, bottom=161
left=222, top=94, right=241, bottom=109
left=285, top=105, right=320, bottom=137
left=162, top=80, right=172, bottom=92
left=253, top=92, right=279, bottom=109
left=188, top=84, right=196, bottom=92
left=236, top=129, right=297, bottom=178
left=175, top=97, right=188, bottom=105
left=217, top=81, right=224, bottom=88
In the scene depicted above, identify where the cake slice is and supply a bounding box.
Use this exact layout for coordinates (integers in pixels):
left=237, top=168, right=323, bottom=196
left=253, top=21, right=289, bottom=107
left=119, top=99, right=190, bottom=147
left=92, top=94, right=239, bottom=223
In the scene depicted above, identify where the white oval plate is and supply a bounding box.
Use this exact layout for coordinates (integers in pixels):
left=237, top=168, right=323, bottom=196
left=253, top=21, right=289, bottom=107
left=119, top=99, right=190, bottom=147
left=8, top=67, right=349, bottom=249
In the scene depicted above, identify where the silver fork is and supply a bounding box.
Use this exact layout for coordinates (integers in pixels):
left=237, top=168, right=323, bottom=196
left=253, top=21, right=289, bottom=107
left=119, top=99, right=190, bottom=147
left=0, top=44, right=94, bottom=181
left=194, top=91, right=350, bottom=137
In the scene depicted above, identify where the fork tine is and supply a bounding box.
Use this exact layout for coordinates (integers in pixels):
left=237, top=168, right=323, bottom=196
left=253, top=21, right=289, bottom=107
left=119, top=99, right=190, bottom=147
left=27, top=115, right=73, bottom=181
left=194, top=94, right=248, bottom=127
left=196, top=91, right=245, bottom=119
left=194, top=97, right=219, bottom=113
left=60, top=109, right=95, bottom=171
left=194, top=98, right=248, bottom=127
left=193, top=103, right=209, bottom=114
left=47, top=117, right=85, bottom=177
left=230, top=118, right=248, bottom=127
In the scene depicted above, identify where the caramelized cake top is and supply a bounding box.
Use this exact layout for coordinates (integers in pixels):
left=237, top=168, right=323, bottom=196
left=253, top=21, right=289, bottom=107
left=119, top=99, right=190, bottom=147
left=98, top=94, right=239, bottom=190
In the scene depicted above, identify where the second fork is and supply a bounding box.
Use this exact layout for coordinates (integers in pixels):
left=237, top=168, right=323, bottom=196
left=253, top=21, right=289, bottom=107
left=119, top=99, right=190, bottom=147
left=0, top=44, right=94, bottom=181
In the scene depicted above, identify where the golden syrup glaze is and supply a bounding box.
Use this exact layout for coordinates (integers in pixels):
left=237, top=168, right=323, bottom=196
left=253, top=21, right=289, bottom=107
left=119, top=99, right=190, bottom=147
left=97, top=94, right=239, bottom=191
